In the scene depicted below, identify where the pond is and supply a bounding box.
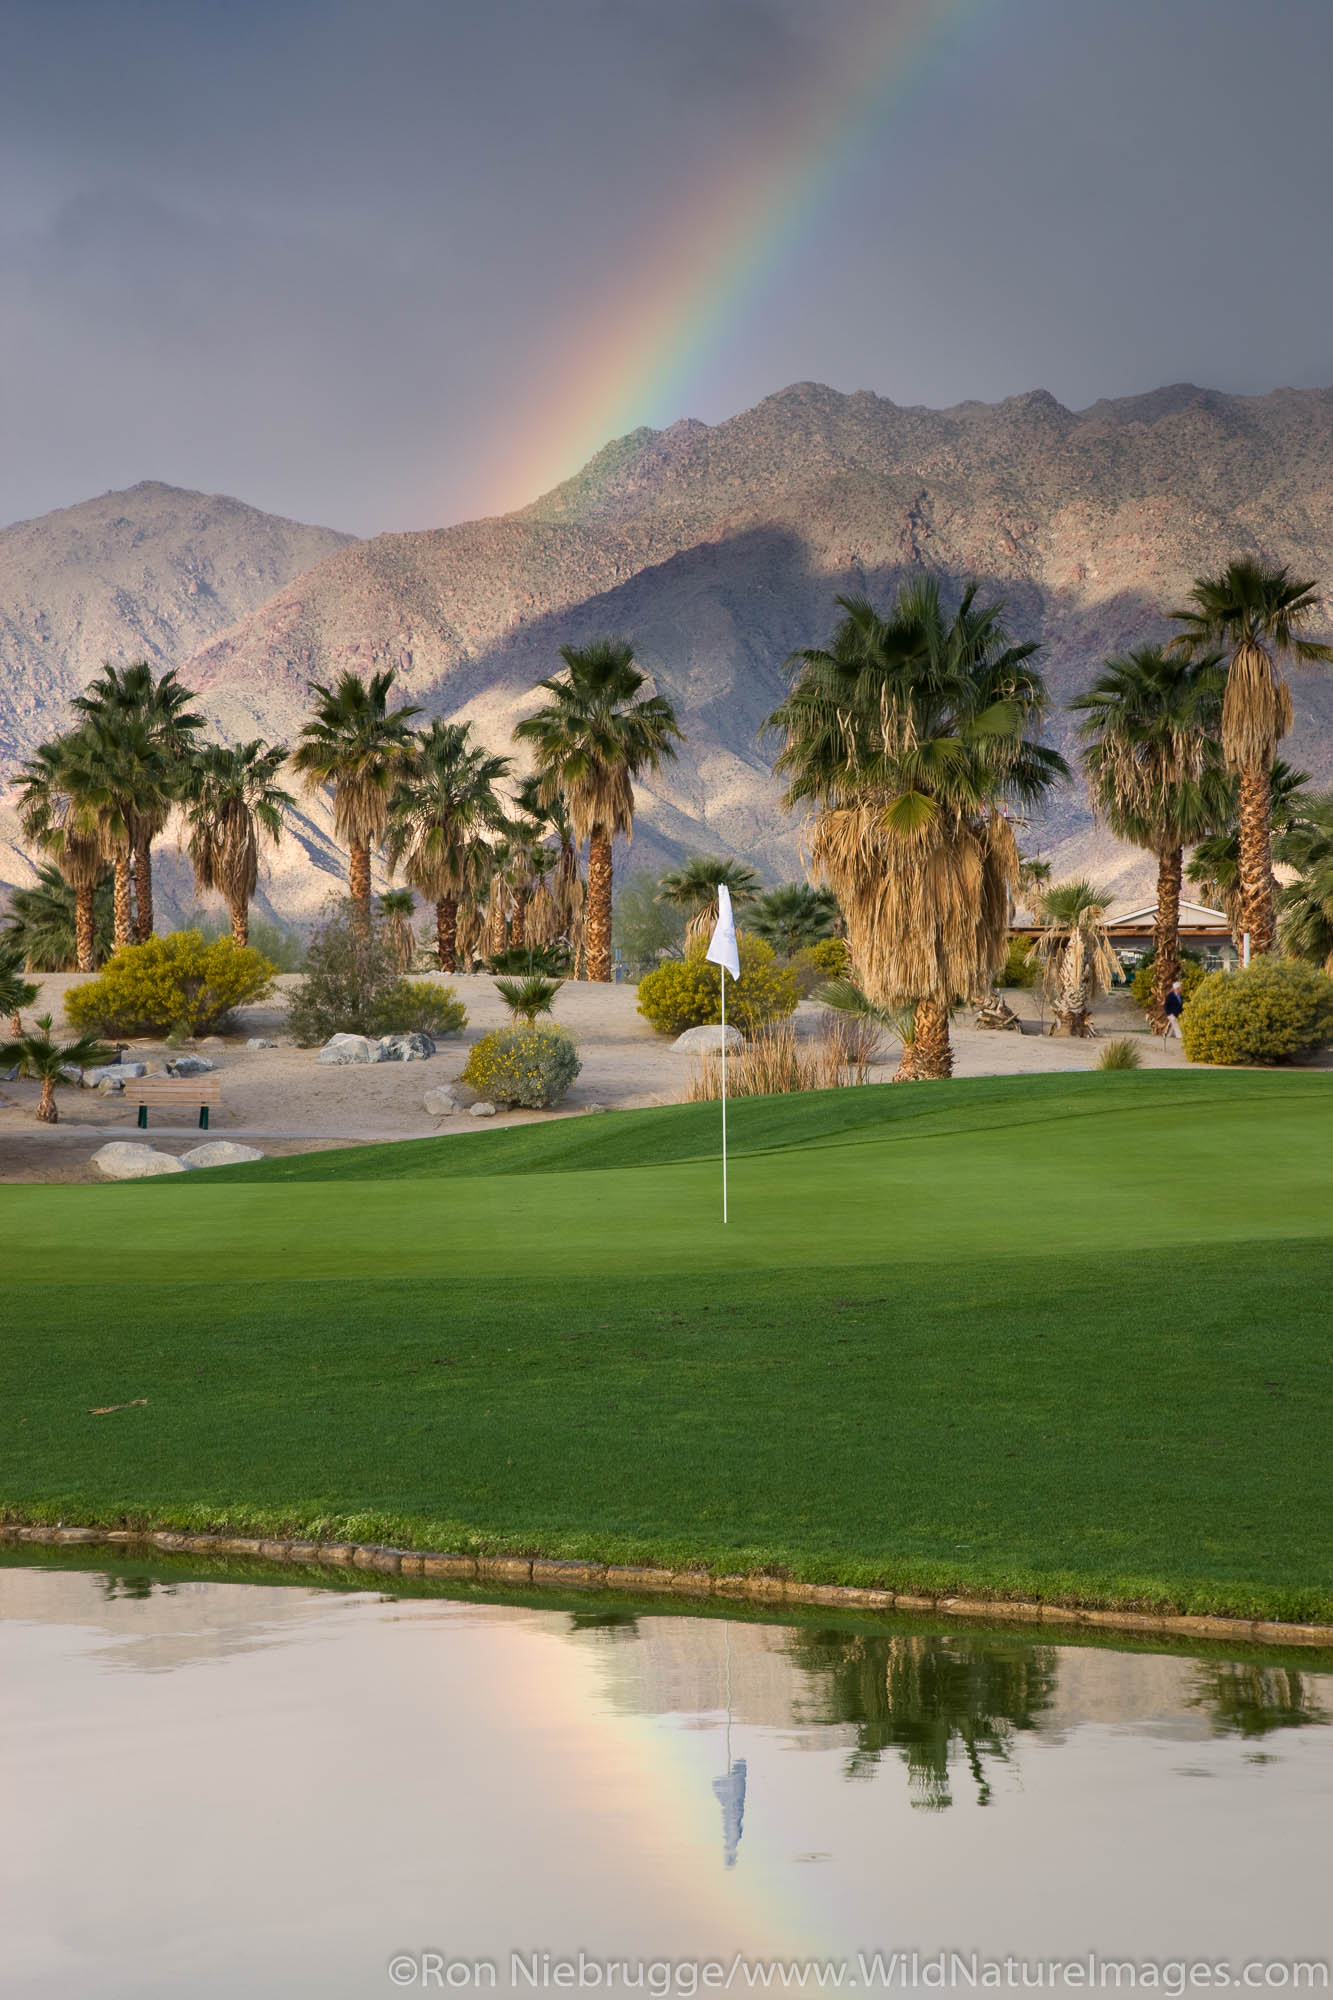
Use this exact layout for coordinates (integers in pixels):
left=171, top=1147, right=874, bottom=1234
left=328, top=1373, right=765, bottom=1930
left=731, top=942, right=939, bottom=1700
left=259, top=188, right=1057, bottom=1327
left=2, top=1556, right=1329, bottom=1998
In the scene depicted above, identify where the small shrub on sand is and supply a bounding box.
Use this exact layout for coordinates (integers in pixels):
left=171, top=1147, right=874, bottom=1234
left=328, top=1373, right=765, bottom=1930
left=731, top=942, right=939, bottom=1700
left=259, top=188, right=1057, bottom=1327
left=637, top=936, right=798, bottom=1036
left=371, top=979, right=467, bottom=1037
left=1180, top=960, right=1333, bottom=1067
left=1097, top=1037, right=1143, bottom=1070
left=64, top=932, right=275, bottom=1037
left=789, top=936, right=851, bottom=995
left=461, top=1024, right=581, bottom=1108
left=685, top=1021, right=874, bottom=1101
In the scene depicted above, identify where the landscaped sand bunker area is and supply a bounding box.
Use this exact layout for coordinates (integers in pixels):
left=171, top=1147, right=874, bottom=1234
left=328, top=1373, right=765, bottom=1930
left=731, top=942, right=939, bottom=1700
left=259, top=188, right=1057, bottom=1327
left=0, top=970, right=1193, bottom=1184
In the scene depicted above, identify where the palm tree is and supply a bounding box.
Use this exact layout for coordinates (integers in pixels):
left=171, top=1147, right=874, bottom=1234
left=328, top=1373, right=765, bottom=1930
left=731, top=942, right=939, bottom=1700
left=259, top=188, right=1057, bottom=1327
left=1030, top=881, right=1122, bottom=1036
left=1170, top=560, right=1333, bottom=956
left=656, top=856, right=761, bottom=948
left=0, top=942, right=40, bottom=1036
left=292, top=670, right=422, bottom=910
left=1072, top=645, right=1226, bottom=1023
left=768, top=581, right=1065, bottom=1079
left=378, top=889, right=416, bottom=971
left=743, top=882, right=841, bottom=956
left=13, top=734, right=117, bottom=968
left=181, top=740, right=292, bottom=949
left=1015, top=854, right=1052, bottom=913
left=72, top=662, right=204, bottom=940
left=0, top=862, right=114, bottom=973
left=0, top=1013, right=113, bottom=1124
left=383, top=719, right=510, bottom=970
left=1187, top=761, right=1312, bottom=953
left=514, top=774, right=585, bottom=967
left=1275, top=790, right=1333, bottom=971
left=514, top=639, right=683, bottom=982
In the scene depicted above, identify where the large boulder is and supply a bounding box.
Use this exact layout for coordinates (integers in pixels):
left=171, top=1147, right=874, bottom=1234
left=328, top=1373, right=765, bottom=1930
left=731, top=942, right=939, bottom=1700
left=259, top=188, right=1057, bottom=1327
left=672, top=1025, right=743, bottom=1054
left=83, top=1062, right=146, bottom=1088
left=316, top=1034, right=384, bottom=1065
left=169, top=1054, right=215, bottom=1077
left=180, top=1141, right=266, bottom=1169
left=91, top=1142, right=186, bottom=1180
left=379, top=1032, right=435, bottom=1062
left=423, top=1085, right=459, bottom=1116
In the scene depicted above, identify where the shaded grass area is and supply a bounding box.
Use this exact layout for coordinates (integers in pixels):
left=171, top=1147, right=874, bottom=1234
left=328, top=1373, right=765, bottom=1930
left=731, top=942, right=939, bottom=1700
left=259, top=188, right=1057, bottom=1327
left=3, top=1072, right=1332, bottom=1621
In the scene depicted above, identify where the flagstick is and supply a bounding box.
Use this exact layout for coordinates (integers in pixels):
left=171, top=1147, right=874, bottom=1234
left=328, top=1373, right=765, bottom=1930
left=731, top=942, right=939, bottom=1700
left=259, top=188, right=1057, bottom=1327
left=720, top=966, right=728, bottom=1225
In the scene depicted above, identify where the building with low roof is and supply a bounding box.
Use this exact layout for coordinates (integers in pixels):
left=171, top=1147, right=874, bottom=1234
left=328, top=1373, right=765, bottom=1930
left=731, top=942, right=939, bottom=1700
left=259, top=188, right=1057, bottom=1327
left=1012, top=900, right=1238, bottom=976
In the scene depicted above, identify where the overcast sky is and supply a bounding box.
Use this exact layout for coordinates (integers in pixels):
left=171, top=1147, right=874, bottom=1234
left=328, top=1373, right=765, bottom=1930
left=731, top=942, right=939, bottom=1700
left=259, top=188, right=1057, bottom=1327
left=2, top=0, right=1330, bottom=538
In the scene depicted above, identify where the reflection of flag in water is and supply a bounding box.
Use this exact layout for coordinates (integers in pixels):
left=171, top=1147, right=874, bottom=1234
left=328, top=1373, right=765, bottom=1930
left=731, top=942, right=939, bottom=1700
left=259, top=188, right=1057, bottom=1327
left=712, top=1757, right=747, bottom=1869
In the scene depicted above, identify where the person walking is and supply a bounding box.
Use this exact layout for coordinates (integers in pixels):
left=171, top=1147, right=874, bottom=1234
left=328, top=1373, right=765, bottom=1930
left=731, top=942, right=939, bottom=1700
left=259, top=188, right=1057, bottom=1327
left=1163, top=979, right=1185, bottom=1038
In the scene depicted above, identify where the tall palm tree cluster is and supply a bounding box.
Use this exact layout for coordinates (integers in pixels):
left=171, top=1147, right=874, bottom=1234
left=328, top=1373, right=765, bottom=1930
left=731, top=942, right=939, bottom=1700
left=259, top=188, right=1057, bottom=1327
left=769, top=557, right=1333, bottom=1072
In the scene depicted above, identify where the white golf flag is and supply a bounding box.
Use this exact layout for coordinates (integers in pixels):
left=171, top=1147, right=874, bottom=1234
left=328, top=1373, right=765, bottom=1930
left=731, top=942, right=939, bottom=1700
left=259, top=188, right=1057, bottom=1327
left=705, top=884, right=740, bottom=980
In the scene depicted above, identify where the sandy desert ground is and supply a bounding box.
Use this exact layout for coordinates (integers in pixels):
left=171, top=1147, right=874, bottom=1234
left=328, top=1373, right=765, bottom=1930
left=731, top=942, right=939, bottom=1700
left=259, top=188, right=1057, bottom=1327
left=0, top=970, right=1192, bottom=1183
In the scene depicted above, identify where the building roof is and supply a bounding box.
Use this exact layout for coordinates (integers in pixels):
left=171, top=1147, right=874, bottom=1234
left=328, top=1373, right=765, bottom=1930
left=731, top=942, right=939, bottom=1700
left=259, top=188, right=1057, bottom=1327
left=1104, top=901, right=1231, bottom=932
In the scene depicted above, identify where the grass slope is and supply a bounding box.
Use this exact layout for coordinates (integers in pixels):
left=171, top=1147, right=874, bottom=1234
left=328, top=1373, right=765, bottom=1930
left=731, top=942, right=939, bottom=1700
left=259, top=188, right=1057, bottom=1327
left=4, top=1071, right=1331, bottom=1620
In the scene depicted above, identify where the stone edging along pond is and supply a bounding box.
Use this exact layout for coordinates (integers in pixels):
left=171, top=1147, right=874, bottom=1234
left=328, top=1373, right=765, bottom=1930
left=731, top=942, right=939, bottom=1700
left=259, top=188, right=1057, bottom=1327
left=3, top=1522, right=1331, bottom=1648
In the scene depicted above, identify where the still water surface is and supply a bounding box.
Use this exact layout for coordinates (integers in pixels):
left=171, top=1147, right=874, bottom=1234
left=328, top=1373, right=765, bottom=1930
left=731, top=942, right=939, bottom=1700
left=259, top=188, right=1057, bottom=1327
left=1, top=1560, right=1329, bottom=1997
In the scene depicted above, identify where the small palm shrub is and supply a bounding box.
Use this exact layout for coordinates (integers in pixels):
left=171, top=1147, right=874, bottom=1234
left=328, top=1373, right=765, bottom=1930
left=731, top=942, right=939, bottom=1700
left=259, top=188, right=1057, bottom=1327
left=371, top=979, right=467, bottom=1037
left=484, top=943, right=570, bottom=976
left=1180, top=959, right=1333, bottom=1067
left=494, top=974, right=562, bottom=1024
left=65, top=932, right=276, bottom=1037
left=1129, top=950, right=1205, bottom=1010
left=636, top=935, right=799, bottom=1036
left=0, top=1013, right=113, bottom=1122
left=461, top=1024, right=581, bottom=1107
left=1097, top=1037, right=1143, bottom=1070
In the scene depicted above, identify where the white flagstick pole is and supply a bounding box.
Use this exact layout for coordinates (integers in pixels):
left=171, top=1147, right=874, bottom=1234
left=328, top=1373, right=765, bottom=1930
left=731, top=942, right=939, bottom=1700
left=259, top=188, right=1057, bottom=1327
left=720, top=965, right=728, bottom=1224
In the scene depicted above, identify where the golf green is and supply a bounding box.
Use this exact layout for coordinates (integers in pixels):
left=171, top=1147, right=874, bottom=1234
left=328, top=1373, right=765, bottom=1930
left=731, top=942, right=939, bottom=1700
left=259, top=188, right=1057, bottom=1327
left=4, top=1069, right=1331, bottom=1620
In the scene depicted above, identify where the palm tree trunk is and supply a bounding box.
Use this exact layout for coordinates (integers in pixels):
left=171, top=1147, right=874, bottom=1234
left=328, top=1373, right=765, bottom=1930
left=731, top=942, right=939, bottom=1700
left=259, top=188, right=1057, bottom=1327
left=9, top=1012, right=21, bottom=1037
left=586, top=829, right=613, bottom=982
left=37, top=1075, right=57, bottom=1124
left=229, top=898, right=249, bottom=949
left=512, top=887, right=528, bottom=950
left=1152, top=845, right=1183, bottom=1024
left=435, top=898, right=458, bottom=973
left=112, top=856, right=134, bottom=948
left=75, top=883, right=96, bottom=972
left=1237, top=762, right=1277, bottom=957
left=348, top=842, right=372, bottom=910
left=898, top=999, right=952, bottom=1080
left=133, top=841, right=154, bottom=941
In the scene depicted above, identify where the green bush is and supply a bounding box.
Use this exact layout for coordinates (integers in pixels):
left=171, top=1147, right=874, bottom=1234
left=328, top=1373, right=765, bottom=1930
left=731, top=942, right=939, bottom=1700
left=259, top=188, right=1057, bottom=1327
left=285, top=902, right=397, bottom=1046
left=636, top=935, right=800, bottom=1036
left=460, top=1024, right=581, bottom=1108
left=1129, top=950, right=1205, bottom=1010
left=1097, top=1037, right=1143, bottom=1070
left=1180, top=959, right=1333, bottom=1067
left=64, top=932, right=276, bottom=1036
left=183, top=909, right=307, bottom=972
left=789, top=936, right=851, bottom=995
left=371, top=979, right=467, bottom=1037
left=999, top=937, right=1039, bottom=989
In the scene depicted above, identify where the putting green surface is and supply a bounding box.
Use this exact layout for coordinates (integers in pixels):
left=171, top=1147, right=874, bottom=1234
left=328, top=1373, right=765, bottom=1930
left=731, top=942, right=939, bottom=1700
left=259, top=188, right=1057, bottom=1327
left=4, top=1071, right=1331, bottom=1619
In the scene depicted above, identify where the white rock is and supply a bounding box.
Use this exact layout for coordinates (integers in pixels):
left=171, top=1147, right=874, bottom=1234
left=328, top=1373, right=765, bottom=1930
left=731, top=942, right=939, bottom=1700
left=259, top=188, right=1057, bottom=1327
left=180, top=1141, right=266, bottom=1169
left=57, top=1064, right=84, bottom=1084
left=245, top=1038, right=276, bottom=1049
left=584, top=1103, right=608, bottom=1114
left=468, top=1100, right=498, bottom=1118
left=91, top=1142, right=187, bottom=1180
left=379, top=1032, right=435, bottom=1062
left=316, top=1033, right=384, bottom=1065
left=672, top=1025, right=744, bottom=1054
left=84, top=1062, right=147, bottom=1087
left=423, top=1086, right=459, bottom=1116
left=168, top=1054, right=215, bottom=1076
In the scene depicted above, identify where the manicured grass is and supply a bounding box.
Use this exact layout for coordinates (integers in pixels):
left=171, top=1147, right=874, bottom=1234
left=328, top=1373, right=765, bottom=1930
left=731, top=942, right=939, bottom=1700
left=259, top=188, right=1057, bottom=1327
left=4, top=1071, right=1331, bottom=1620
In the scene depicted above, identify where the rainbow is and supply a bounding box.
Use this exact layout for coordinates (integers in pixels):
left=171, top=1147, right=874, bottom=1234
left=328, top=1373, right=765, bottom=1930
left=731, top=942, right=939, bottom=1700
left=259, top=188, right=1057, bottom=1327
left=488, top=0, right=990, bottom=513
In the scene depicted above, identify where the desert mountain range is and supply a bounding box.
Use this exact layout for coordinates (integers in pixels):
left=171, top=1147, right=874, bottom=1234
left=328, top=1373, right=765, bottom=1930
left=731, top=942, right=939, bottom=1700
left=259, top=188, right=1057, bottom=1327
left=4, top=380, right=1333, bottom=925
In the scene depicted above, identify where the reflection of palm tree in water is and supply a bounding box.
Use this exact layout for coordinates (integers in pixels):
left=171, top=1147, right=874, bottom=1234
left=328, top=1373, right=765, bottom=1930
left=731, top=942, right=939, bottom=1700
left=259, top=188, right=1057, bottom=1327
left=1188, top=1662, right=1328, bottom=1739
left=712, top=1624, right=747, bottom=1866
left=787, top=1631, right=1058, bottom=1809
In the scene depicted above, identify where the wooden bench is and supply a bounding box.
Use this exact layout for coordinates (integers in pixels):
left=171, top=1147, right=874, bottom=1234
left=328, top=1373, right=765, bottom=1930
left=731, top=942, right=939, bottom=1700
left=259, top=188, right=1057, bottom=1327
left=125, top=1075, right=222, bottom=1130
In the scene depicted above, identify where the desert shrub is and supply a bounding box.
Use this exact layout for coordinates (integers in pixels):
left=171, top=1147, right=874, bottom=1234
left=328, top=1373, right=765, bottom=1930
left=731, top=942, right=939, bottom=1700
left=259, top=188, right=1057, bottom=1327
left=1097, top=1037, right=1144, bottom=1070
left=64, top=931, right=275, bottom=1036
left=184, top=909, right=307, bottom=972
left=371, top=979, right=467, bottom=1037
left=685, top=1021, right=873, bottom=1100
left=613, top=873, right=685, bottom=977
left=1180, top=959, right=1333, bottom=1067
left=999, top=937, right=1039, bottom=989
left=461, top=1024, right=581, bottom=1108
left=636, top=935, right=799, bottom=1036
left=285, top=903, right=398, bottom=1045
left=789, top=936, right=851, bottom=995
left=1129, top=950, right=1205, bottom=1010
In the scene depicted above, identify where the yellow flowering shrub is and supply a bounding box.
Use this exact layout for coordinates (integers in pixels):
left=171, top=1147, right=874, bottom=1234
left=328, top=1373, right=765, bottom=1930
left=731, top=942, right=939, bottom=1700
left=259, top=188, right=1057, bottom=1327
left=64, top=931, right=276, bottom=1036
left=460, top=1024, right=581, bottom=1107
left=1179, top=959, right=1333, bottom=1066
left=636, top=935, right=799, bottom=1035
left=789, top=936, right=850, bottom=994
